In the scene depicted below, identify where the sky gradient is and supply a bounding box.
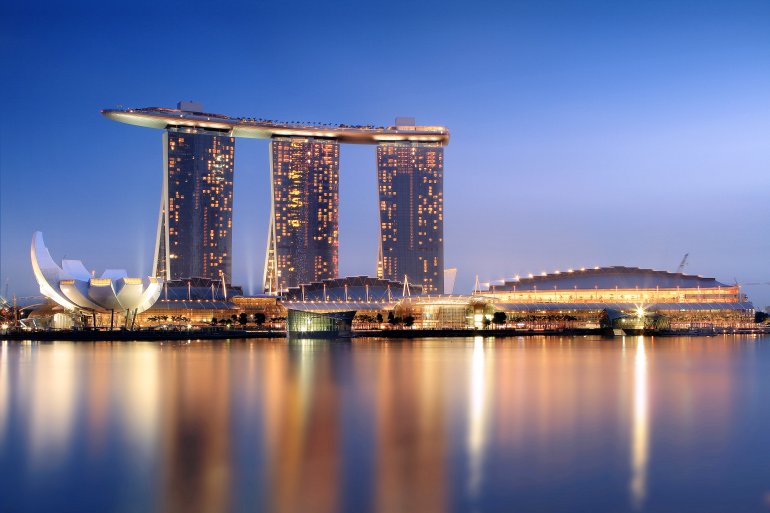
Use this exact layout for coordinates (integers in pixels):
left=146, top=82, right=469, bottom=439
left=2, top=0, right=769, bottom=307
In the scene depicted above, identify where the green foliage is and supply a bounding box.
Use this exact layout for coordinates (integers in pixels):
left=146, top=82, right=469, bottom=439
left=492, top=311, right=507, bottom=326
left=238, top=312, right=248, bottom=326
left=254, top=313, right=266, bottom=326
left=645, top=313, right=670, bottom=330
left=403, top=315, right=415, bottom=327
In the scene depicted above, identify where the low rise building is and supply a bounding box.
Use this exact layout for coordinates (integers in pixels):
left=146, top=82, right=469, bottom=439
left=478, top=266, right=755, bottom=330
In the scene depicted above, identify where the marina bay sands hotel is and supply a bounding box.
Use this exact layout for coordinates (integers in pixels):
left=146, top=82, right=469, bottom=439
left=102, top=102, right=449, bottom=294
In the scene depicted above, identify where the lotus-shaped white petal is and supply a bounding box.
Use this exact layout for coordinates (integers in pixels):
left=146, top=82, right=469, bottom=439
left=31, top=231, right=162, bottom=313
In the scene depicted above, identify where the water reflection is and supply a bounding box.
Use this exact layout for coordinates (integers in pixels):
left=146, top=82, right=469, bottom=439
left=0, top=342, right=8, bottom=441
left=467, top=336, right=492, bottom=499
left=630, top=336, right=649, bottom=509
left=373, top=340, right=447, bottom=513
left=0, top=336, right=767, bottom=513
left=160, top=343, right=232, bottom=513
left=26, top=343, right=78, bottom=468
left=264, top=340, right=341, bottom=513
left=121, top=346, right=160, bottom=462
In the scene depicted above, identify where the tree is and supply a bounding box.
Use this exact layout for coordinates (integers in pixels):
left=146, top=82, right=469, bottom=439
left=755, top=311, right=769, bottom=324
left=403, top=315, right=415, bottom=327
left=492, top=311, right=507, bottom=326
left=387, top=311, right=396, bottom=325
left=376, top=312, right=383, bottom=323
left=211, top=315, right=217, bottom=325
left=238, top=312, right=248, bottom=326
left=483, top=317, right=492, bottom=329
left=254, top=313, right=266, bottom=326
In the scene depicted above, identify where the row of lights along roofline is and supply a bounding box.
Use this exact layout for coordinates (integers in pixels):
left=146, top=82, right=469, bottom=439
left=101, top=107, right=450, bottom=145
left=480, top=267, right=601, bottom=289
left=510, top=267, right=706, bottom=282
left=480, top=266, right=710, bottom=289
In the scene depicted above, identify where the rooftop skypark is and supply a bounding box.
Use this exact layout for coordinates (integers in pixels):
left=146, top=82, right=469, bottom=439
left=102, top=106, right=450, bottom=145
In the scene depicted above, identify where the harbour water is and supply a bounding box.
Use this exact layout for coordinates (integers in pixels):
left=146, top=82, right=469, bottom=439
left=1, top=335, right=769, bottom=513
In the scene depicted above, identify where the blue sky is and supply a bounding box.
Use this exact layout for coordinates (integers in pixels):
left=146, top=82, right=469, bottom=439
left=2, top=0, right=769, bottom=306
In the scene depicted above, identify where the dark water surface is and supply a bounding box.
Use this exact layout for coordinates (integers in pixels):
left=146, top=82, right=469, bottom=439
left=2, top=335, right=770, bottom=513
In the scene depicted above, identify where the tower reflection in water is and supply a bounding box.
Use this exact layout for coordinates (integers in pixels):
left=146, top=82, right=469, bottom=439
left=372, top=340, right=447, bottom=513
left=262, top=340, right=341, bottom=513
left=160, top=344, right=231, bottom=513
left=0, top=336, right=750, bottom=513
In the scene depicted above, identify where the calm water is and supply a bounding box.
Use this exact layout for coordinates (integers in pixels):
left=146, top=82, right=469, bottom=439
left=1, top=335, right=770, bottom=513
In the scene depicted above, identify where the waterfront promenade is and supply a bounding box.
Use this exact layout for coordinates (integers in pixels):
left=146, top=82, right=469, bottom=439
left=2, top=325, right=767, bottom=342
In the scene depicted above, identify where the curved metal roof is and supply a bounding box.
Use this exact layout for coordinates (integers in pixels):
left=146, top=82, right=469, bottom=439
left=283, top=301, right=396, bottom=311
left=102, top=107, right=450, bottom=145
left=149, top=299, right=237, bottom=310
left=494, top=302, right=754, bottom=312
left=496, top=266, right=730, bottom=291
left=284, top=276, right=421, bottom=301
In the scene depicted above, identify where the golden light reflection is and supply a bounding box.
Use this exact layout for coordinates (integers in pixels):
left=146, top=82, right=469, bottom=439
left=159, top=344, right=232, bottom=513
left=374, top=342, right=447, bottom=513
left=630, top=336, right=649, bottom=509
left=85, top=344, right=111, bottom=454
left=264, top=340, right=341, bottom=513
left=467, top=336, right=492, bottom=497
left=0, top=342, right=8, bottom=441
left=27, top=343, right=78, bottom=468
left=120, top=345, right=160, bottom=462
left=0, top=337, right=752, bottom=512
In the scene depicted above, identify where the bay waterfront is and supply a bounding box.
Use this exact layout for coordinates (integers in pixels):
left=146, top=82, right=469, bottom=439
left=2, top=335, right=770, bottom=513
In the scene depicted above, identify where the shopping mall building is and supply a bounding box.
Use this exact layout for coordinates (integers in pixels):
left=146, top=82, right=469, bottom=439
left=476, top=266, right=755, bottom=330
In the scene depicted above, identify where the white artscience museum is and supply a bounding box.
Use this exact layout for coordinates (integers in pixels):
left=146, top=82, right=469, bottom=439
left=31, top=231, right=162, bottom=326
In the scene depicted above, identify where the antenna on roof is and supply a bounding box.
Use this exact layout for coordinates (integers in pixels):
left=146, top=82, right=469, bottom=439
left=676, top=253, right=689, bottom=274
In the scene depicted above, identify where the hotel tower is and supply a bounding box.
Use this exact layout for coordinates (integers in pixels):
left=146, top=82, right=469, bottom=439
left=263, top=137, right=340, bottom=292
left=103, top=105, right=448, bottom=293
left=376, top=137, right=444, bottom=294
left=153, top=102, right=235, bottom=282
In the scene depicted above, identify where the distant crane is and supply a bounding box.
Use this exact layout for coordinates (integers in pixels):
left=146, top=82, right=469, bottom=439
left=676, top=253, right=689, bottom=274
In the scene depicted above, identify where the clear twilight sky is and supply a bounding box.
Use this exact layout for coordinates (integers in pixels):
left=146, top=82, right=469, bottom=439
left=1, top=0, right=769, bottom=307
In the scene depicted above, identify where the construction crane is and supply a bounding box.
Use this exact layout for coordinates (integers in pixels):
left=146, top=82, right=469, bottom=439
left=676, top=253, right=689, bottom=274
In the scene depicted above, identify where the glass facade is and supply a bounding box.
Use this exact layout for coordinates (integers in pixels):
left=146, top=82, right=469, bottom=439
left=286, top=309, right=355, bottom=336
left=264, top=137, right=340, bottom=292
left=154, top=128, right=235, bottom=282
left=377, top=142, right=444, bottom=294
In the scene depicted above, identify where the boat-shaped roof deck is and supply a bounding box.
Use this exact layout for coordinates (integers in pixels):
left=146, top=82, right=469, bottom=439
left=102, top=107, right=450, bottom=145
